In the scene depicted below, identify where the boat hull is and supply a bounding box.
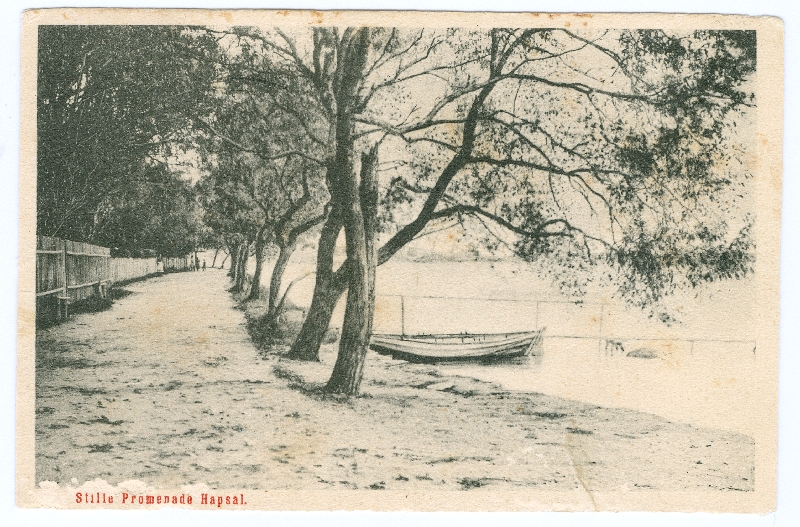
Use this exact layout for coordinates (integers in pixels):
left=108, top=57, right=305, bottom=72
left=370, top=330, right=544, bottom=364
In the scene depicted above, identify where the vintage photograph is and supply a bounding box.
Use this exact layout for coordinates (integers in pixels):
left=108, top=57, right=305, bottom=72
left=17, top=10, right=782, bottom=512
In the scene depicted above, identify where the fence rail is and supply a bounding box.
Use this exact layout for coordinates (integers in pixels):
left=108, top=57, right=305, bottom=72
left=36, top=236, right=112, bottom=302
left=109, top=257, right=160, bottom=283
left=36, top=235, right=191, bottom=317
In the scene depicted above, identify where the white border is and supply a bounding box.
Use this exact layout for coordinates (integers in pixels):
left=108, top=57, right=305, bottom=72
left=2, top=1, right=797, bottom=526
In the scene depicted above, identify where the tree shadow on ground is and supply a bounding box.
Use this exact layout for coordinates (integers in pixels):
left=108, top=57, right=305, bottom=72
left=35, top=272, right=163, bottom=330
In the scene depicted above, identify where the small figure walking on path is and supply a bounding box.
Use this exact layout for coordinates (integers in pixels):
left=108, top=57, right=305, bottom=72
left=202, top=260, right=206, bottom=271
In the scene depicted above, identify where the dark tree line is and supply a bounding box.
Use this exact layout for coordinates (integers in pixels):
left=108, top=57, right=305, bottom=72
left=36, top=25, right=220, bottom=256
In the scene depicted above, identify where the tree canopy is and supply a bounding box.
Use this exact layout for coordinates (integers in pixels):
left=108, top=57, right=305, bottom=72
left=36, top=25, right=220, bottom=254
left=361, top=29, right=756, bottom=308
left=229, top=27, right=756, bottom=393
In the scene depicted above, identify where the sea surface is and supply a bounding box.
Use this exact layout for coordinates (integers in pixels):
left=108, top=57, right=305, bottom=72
left=238, top=255, right=759, bottom=435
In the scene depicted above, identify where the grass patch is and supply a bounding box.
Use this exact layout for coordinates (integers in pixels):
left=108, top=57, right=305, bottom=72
left=87, top=443, right=113, bottom=453
left=273, top=365, right=304, bottom=385
left=111, top=272, right=165, bottom=288
left=86, top=415, right=124, bottom=426
left=441, top=386, right=478, bottom=398
left=566, top=427, right=594, bottom=435
left=162, top=380, right=183, bottom=391
left=76, top=387, right=106, bottom=396
left=458, top=477, right=489, bottom=489
left=36, top=354, right=94, bottom=370
left=237, top=291, right=339, bottom=352
left=531, top=411, right=569, bottom=420
left=36, top=295, right=114, bottom=329
left=272, top=365, right=330, bottom=397
left=627, top=348, right=659, bottom=359
left=108, top=288, right=135, bottom=300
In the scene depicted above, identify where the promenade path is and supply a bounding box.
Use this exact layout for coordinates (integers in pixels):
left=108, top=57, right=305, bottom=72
left=36, top=269, right=284, bottom=488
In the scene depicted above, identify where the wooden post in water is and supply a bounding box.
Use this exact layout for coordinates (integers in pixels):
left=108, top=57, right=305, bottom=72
left=400, top=295, right=405, bottom=337
left=598, top=303, right=604, bottom=355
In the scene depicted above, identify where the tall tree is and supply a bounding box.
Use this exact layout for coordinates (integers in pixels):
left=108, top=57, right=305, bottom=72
left=196, top=156, right=263, bottom=293
left=232, top=27, right=386, bottom=393
left=267, top=28, right=755, bottom=395
left=97, top=163, right=203, bottom=257
left=195, top=40, right=329, bottom=315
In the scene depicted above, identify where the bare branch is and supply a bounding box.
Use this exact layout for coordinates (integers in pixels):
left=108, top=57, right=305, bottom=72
left=430, top=204, right=574, bottom=240
left=503, top=72, right=658, bottom=102
left=197, top=118, right=325, bottom=165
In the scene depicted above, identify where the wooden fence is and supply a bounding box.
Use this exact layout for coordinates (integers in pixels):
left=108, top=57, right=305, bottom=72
left=109, top=257, right=159, bottom=283
left=163, top=256, right=192, bottom=272
left=36, top=235, right=190, bottom=316
left=36, top=236, right=112, bottom=303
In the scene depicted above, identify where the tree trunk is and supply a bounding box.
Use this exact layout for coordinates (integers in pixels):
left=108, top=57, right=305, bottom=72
left=325, top=147, right=379, bottom=395
left=239, top=245, right=250, bottom=292
left=220, top=253, right=229, bottom=269
left=266, top=238, right=298, bottom=323
left=231, top=244, right=242, bottom=283
left=288, top=27, right=373, bottom=370
left=286, top=207, right=345, bottom=361
left=228, top=243, right=238, bottom=278
left=234, top=243, right=249, bottom=293
left=211, top=248, right=219, bottom=268
left=247, top=232, right=267, bottom=301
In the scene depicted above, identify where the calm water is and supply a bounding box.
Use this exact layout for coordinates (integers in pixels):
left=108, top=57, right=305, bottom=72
left=246, top=256, right=759, bottom=435
left=440, top=337, right=758, bottom=435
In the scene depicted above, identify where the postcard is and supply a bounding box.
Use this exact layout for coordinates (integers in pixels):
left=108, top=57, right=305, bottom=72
left=17, top=9, right=783, bottom=512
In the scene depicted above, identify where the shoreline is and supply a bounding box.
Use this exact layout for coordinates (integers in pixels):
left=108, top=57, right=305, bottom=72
left=246, top=297, right=755, bottom=494
left=33, top=271, right=755, bottom=494
left=267, top=344, right=756, bottom=492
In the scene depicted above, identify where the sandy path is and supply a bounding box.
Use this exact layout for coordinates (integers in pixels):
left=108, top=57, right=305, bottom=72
left=36, top=269, right=280, bottom=488
left=35, top=269, right=755, bottom=495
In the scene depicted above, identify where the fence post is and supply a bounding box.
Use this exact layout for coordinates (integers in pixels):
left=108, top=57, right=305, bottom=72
left=59, top=241, right=69, bottom=319
left=61, top=241, right=68, bottom=298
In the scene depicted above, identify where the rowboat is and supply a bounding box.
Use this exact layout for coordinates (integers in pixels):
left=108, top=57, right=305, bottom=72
left=369, top=329, right=545, bottom=364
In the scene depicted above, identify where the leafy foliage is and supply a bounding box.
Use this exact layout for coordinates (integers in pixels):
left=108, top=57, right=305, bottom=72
left=38, top=25, right=758, bottom=315
left=361, top=28, right=756, bottom=309
left=37, top=25, right=220, bottom=254
left=98, top=165, right=202, bottom=257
